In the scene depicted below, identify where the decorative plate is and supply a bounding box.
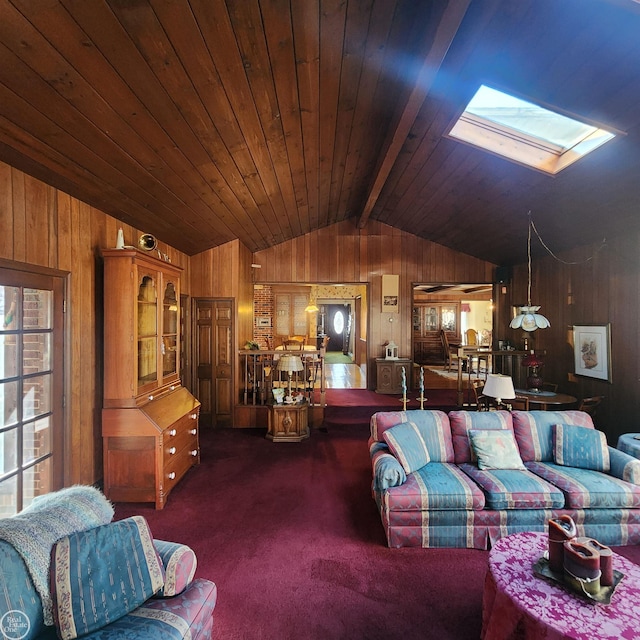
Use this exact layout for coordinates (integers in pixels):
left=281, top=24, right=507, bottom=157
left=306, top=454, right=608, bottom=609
left=533, top=556, right=624, bottom=605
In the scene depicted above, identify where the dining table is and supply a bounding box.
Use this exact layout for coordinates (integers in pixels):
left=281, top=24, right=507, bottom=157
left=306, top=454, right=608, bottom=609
left=514, top=389, right=577, bottom=410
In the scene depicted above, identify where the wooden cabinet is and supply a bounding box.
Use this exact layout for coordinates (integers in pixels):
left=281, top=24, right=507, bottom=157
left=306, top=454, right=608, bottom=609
left=413, top=302, right=460, bottom=364
left=267, top=401, right=309, bottom=442
left=375, top=358, right=412, bottom=394
left=101, top=248, right=200, bottom=509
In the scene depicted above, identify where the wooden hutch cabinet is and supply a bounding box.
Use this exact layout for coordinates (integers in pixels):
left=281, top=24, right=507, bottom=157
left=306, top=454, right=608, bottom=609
left=412, top=302, right=460, bottom=364
left=101, top=248, right=200, bottom=509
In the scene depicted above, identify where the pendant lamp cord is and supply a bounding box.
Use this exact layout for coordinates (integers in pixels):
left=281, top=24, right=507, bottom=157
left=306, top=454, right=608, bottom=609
left=527, top=216, right=532, bottom=307
left=528, top=211, right=607, bottom=266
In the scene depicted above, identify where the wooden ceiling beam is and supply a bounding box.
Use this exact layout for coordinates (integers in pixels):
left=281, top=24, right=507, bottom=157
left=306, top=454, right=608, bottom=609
left=357, top=0, right=471, bottom=230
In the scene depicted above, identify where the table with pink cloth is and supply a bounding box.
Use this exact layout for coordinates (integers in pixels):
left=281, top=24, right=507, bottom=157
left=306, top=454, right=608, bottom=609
left=482, top=531, right=640, bottom=640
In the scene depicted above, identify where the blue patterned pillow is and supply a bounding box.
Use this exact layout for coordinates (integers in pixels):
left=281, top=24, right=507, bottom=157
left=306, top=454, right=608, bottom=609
left=553, top=424, right=610, bottom=472
left=383, top=421, right=431, bottom=474
left=50, top=516, right=165, bottom=640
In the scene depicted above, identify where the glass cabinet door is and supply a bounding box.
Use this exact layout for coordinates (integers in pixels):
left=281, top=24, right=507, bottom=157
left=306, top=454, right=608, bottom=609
left=425, top=307, right=438, bottom=332
left=137, top=273, right=158, bottom=390
left=162, top=281, right=178, bottom=379
left=440, top=306, right=457, bottom=333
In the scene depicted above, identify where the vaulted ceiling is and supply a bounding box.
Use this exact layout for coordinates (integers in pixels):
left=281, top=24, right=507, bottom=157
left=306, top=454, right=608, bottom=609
left=0, top=0, right=639, bottom=265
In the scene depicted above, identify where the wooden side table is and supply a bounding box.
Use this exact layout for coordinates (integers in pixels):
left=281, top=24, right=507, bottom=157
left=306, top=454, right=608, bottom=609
left=267, top=401, right=309, bottom=442
left=375, top=358, right=412, bottom=394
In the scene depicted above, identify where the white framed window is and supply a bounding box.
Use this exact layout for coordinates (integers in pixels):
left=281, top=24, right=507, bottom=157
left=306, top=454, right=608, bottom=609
left=447, top=85, right=618, bottom=174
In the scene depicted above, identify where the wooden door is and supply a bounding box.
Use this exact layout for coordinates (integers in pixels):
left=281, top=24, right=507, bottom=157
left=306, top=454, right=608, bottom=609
left=326, top=304, right=350, bottom=353
left=192, top=298, right=233, bottom=428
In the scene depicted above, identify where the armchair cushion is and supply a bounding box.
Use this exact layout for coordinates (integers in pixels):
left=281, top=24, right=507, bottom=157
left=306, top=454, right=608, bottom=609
left=609, top=447, right=640, bottom=485
left=50, top=516, right=165, bottom=640
left=153, top=540, right=197, bottom=598
left=553, top=423, right=610, bottom=472
left=383, top=422, right=430, bottom=474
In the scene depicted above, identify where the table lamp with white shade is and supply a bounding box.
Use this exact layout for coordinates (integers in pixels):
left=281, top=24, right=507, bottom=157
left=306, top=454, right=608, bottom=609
left=277, top=354, right=304, bottom=403
left=482, top=374, right=516, bottom=409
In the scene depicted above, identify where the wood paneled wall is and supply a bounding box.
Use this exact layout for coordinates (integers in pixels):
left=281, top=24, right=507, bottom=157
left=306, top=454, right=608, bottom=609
left=0, top=161, right=189, bottom=486
left=5, top=155, right=635, bottom=467
left=189, top=239, right=254, bottom=400
left=504, top=235, right=639, bottom=445
left=252, top=220, right=497, bottom=383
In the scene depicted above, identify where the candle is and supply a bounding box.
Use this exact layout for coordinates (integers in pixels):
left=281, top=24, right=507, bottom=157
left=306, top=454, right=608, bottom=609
left=401, top=367, right=407, bottom=395
left=548, top=515, right=577, bottom=573
left=419, top=367, right=424, bottom=395
left=563, top=540, right=601, bottom=596
left=580, top=537, right=613, bottom=587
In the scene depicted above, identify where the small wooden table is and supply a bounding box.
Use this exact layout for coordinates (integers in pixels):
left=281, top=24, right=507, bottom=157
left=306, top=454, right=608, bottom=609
left=514, top=390, right=577, bottom=410
left=267, top=400, right=309, bottom=442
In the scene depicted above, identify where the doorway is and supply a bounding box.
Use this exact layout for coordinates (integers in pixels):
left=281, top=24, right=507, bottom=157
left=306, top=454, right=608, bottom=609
left=412, top=283, right=494, bottom=366
left=192, top=298, right=234, bottom=428
left=325, top=304, right=351, bottom=354
left=256, top=284, right=367, bottom=389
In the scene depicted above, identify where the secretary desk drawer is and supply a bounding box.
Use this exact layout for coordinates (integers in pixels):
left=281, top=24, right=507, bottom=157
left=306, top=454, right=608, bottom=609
left=163, top=412, right=199, bottom=458
left=164, top=446, right=199, bottom=493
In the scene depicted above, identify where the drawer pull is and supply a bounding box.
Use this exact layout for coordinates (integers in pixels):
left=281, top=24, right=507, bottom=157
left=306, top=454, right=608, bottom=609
left=148, top=394, right=154, bottom=401
left=189, top=428, right=197, bottom=435
left=190, top=450, right=198, bottom=457
left=169, top=429, right=177, bottom=437
left=168, top=447, right=176, bottom=455
left=190, top=413, right=198, bottom=420
left=170, top=385, right=176, bottom=391
left=168, top=472, right=176, bottom=480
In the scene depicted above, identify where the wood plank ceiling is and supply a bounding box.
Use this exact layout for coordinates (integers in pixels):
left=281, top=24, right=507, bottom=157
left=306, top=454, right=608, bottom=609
left=0, top=0, right=639, bottom=264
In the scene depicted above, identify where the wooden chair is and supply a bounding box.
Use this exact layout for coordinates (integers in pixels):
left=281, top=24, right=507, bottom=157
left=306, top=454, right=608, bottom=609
left=470, top=379, right=490, bottom=411
left=510, top=395, right=530, bottom=411
left=541, top=382, right=558, bottom=393
left=440, top=329, right=462, bottom=371
left=288, top=335, right=307, bottom=345
left=284, top=338, right=304, bottom=350
left=465, top=328, right=488, bottom=375
left=578, top=396, right=604, bottom=418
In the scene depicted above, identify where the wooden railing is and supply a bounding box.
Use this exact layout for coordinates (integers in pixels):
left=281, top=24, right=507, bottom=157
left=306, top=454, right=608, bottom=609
left=238, top=348, right=326, bottom=407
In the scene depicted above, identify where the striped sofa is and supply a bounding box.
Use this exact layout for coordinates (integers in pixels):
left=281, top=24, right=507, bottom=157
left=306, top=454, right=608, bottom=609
left=369, top=409, right=640, bottom=549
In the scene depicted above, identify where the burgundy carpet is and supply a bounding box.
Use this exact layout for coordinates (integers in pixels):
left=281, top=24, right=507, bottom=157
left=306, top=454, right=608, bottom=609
left=115, top=420, right=487, bottom=639
left=114, top=409, right=640, bottom=639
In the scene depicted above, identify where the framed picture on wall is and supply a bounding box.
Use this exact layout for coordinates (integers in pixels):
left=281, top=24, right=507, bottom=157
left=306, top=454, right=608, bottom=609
left=573, top=324, right=611, bottom=382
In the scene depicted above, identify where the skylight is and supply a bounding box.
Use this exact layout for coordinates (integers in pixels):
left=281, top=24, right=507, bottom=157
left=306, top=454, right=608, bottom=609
left=447, top=85, right=616, bottom=174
